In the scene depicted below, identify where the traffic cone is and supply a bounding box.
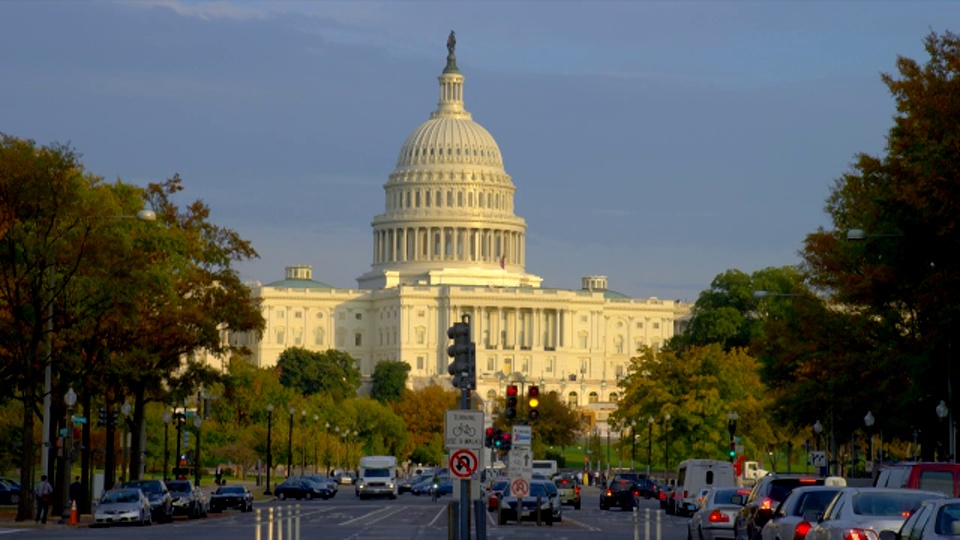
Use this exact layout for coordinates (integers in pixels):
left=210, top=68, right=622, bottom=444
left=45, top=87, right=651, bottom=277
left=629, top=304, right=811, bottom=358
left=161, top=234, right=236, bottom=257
left=68, top=499, right=78, bottom=526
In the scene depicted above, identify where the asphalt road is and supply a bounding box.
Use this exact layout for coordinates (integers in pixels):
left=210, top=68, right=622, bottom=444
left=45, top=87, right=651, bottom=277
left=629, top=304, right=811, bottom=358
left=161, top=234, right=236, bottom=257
left=0, top=485, right=692, bottom=539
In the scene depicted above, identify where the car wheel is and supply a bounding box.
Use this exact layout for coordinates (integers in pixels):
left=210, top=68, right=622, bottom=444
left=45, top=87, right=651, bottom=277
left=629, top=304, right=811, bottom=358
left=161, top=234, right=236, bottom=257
left=543, top=510, right=552, bottom=525
left=498, top=513, right=508, bottom=525
left=9, top=494, right=19, bottom=505
left=600, top=502, right=608, bottom=510
left=574, top=500, right=581, bottom=510
left=688, top=527, right=694, bottom=540
left=278, top=492, right=286, bottom=501
left=306, top=492, right=313, bottom=500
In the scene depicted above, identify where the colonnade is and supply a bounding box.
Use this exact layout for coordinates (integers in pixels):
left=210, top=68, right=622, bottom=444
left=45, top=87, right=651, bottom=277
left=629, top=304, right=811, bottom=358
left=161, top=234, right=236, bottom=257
left=373, top=226, right=524, bottom=266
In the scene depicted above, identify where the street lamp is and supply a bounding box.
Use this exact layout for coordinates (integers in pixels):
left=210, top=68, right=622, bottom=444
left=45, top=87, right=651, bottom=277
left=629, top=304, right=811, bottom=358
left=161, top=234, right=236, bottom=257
left=864, top=411, right=875, bottom=468
left=664, top=412, right=671, bottom=483
left=60, top=387, right=77, bottom=521
left=937, top=400, right=951, bottom=461
left=173, top=411, right=185, bottom=480
left=647, top=416, right=654, bottom=476
left=313, top=414, right=319, bottom=474
left=287, top=406, right=295, bottom=478
left=265, top=404, right=274, bottom=495
left=193, top=416, right=202, bottom=487
left=301, top=409, right=307, bottom=475
left=120, top=400, right=132, bottom=482
left=161, top=411, right=171, bottom=481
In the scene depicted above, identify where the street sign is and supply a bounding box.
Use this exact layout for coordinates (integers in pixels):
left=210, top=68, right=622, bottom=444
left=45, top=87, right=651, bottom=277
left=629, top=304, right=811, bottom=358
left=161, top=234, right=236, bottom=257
left=445, top=410, right=484, bottom=450
left=508, top=446, right=533, bottom=485
left=512, top=425, right=532, bottom=448
left=510, top=478, right=530, bottom=498
left=810, top=451, right=827, bottom=467
left=449, top=448, right=480, bottom=480
left=72, top=415, right=87, bottom=425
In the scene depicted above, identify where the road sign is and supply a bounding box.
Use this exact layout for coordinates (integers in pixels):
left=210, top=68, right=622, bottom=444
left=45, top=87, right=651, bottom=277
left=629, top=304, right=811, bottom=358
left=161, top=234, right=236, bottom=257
left=445, top=410, right=484, bottom=450
left=810, top=451, right=827, bottom=467
left=508, top=446, right=533, bottom=484
left=510, top=478, right=530, bottom=498
left=449, top=448, right=479, bottom=479
left=71, top=415, right=87, bottom=425
left=512, top=425, right=532, bottom=448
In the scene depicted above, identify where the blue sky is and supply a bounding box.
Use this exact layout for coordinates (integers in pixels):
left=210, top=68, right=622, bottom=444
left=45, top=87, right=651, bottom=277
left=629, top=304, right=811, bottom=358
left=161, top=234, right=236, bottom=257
left=1, top=1, right=953, bottom=302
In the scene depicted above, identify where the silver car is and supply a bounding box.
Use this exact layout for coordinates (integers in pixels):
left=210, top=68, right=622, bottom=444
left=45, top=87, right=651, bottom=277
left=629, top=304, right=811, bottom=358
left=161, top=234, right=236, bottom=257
left=807, top=487, right=944, bottom=540
left=497, top=480, right=562, bottom=525
left=880, top=498, right=960, bottom=540
left=760, top=486, right=844, bottom=540
left=93, top=488, right=152, bottom=527
left=688, top=487, right=751, bottom=540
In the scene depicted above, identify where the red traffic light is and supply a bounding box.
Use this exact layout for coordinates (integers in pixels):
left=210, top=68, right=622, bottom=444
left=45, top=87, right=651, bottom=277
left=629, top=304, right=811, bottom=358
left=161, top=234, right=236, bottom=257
left=486, top=427, right=495, bottom=437
left=506, top=385, right=518, bottom=397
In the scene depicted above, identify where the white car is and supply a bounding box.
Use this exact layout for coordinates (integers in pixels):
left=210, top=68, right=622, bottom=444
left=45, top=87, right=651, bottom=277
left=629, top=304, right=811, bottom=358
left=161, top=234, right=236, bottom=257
left=497, top=480, right=562, bottom=525
left=807, top=487, right=944, bottom=540
left=93, top=488, right=153, bottom=527
left=688, top=486, right=750, bottom=540
left=759, top=486, right=845, bottom=540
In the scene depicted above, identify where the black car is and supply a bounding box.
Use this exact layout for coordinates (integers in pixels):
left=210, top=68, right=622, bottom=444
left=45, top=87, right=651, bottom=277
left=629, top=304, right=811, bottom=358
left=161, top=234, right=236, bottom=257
left=398, top=474, right=428, bottom=494
left=209, top=484, right=253, bottom=512
left=600, top=472, right=651, bottom=510
left=0, top=480, right=21, bottom=505
left=734, top=475, right=825, bottom=540
left=164, top=479, right=207, bottom=519
left=123, top=479, right=173, bottom=523
left=274, top=477, right=333, bottom=500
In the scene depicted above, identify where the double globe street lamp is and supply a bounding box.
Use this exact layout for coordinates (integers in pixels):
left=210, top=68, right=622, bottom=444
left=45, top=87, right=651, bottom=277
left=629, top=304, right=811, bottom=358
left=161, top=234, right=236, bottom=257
left=265, top=403, right=274, bottom=495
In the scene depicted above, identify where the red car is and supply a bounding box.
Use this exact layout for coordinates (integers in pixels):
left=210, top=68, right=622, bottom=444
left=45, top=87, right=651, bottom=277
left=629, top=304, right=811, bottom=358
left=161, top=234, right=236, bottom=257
left=486, top=480, right=508, bottom=511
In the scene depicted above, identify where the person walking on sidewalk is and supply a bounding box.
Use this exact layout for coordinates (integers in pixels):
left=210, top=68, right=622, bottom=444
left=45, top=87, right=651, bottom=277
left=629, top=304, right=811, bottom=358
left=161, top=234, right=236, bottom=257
left=34, top=475, right=53, bottom=524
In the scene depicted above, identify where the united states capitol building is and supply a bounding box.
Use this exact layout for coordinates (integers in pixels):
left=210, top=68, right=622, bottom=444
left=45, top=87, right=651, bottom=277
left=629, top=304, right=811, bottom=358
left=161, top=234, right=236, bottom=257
left=228, top=37, right=691, bottom=415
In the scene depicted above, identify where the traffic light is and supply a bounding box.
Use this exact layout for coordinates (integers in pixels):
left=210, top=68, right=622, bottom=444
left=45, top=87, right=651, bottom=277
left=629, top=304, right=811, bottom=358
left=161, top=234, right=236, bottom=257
left=485, top=427, right=495, bottom=448
left=527, top=385, right=540, bottom=421
left=446, top=317, right=475, bottom=390
left=729, top=441, right=736, bottom=461
left=501, top=430, right=513, bottom=452
left=98, top=407, right=107, bottom=426
left=505, top=385, right=518, bottom=419
left=493, top=428, right=504, bottom=449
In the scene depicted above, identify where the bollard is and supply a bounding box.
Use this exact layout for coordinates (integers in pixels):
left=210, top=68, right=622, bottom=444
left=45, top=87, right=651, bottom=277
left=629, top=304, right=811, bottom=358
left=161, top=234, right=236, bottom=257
left=268, top=506, right=275, bottom=540
left=644, top=508, right=650, bottom=540
left=255, top=508, right=262, bottom=540
left=278, top=505, right=284, bottom=540
left=474, top=498, right=487, bottom=540
left=633, top=506, right=639, bottom=540
left=295, top=504, right=301, bottom=540
left=656, top=505, right=662, bottom=540
left=536, top=496, right=541, bottom=527
left=447, top=501, right=457, bottom=540
left=517, top=497, right=522, bottom=527
left=288, top=504, right=294, bottom=540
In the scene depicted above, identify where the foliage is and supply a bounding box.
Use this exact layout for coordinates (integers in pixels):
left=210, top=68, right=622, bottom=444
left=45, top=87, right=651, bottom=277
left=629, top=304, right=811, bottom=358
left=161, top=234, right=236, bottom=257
left=277, top=347, right=362, bottom=400
left=370, top=361, right=410, bottom=403
left=390, top=384, right=458, bottom=457
left=524, top=391, right=580, bottom=448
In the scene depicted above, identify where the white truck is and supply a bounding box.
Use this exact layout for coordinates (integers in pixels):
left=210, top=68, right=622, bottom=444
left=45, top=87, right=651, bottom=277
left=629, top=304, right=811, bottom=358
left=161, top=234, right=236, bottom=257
left=356, top=455, right=398, bottom=499
left=737, top=460, right=769, bottom=487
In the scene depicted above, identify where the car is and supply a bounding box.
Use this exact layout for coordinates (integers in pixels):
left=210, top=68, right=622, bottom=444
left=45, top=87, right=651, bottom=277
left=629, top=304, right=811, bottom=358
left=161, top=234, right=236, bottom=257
left=209, top=484, right=254, bottom=512
left=335, top=471, right=357, bottom=485
left=676, top=460, right=737, bottom=516
left=880, top=497, right=960, bottom=540
left=164, top=479, right=207, bottom=519
left=302, top=474, right=338, bottom=497
left=0, top=480, right=21, bottom=505
left=874, top=462, right=960, bottom=497
left=554, top=474, right=581, bottom=510
left=688, top=487, right=751, bottom=540
left=759, top=485, right=845, bottom=540
left=399, top=474, right=429, bottom=494
left=274, top=477, right=333, bottom=500
left=498, top=479, right=562, bottom=525
left=601, top=472, right=650, bottom=511
left=487, top=480, right=509, bottom=511
left=123, top=479, right=173, bottom=523
left=92, top=488, right=153, bottom=527
left=735, top=475, right=833, bottom=540
left=806, top=487, right=945, bottom=540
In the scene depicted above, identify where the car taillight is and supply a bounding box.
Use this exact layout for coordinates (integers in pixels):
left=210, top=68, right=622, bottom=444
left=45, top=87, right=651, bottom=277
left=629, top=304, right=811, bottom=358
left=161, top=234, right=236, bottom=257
left=793, top=521, right=812, bottom=540
left=575, top=487, right=580, bottom=494
left=605, top=489, right=613, bottom=496
left=760, top=498, right=773, bottom=511
left=659, top=492, right=666, bottom=500
left=708, top=510, right=729, bottom=523
left=842, top=529, right=879, bottom=540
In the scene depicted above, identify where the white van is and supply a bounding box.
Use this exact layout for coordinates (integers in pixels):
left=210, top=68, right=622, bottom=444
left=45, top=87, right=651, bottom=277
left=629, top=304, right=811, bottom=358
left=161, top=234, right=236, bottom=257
left=532, top=460, right=558, bottom=478
left=356, top=455, right=398, bottom=499
left=674, top=459, right=736, bottom=515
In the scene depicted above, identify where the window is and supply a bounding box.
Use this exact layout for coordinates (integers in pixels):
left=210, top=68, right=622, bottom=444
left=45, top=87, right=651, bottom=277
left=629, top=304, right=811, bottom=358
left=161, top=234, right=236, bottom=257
left=417, top=356, right=424, bottom=370
left=293, top=327, right=302, bottom=345
left=336, top=331, right=344, bottom=347
left=568, top=392, right=578, bottom=407
left=294, top=312, right=302, bottom=319
left=276, top=310, right=285, bottom=318
left=615, top=336, right=624, bottom=354
left=418, top=310, right=425, bottom=317
left=316, top=312, right=324, bottom=319
left=356, top=313, right=362, bottom=320
left=503, top=358, right=513, bottom=373
left=416, top=327, right=425, bottom=345
left=578, top=331, right=588, bottom=349
left=615, top=364, right=624, bottom=377
left=653, top=322, right=660, bottom=329
left=580, top=315, right=588, bottom=323
left=546, top=358, right=554, bottom=373
left=637, top=322, right=643, bottom=329
left=521, top=358, right=529, bottom=372
left=609, top=392, right=618, bottom=401
left=355, top=333, right=362, bottom=346
left=313, top=328, right=324, bottom=346
left=275, top=326, right=285, bottom=345
left=589, top=392, right=599, bottom=404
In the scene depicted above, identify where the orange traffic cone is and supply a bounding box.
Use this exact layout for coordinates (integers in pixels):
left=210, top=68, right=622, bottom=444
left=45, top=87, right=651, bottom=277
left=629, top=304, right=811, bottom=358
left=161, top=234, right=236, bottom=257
left=68, top=499, right=78, bottom=526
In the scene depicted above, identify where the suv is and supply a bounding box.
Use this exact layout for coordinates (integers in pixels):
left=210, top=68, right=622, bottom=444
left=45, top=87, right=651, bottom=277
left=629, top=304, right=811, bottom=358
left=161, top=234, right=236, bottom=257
left=554, top=473, right=581, bottom=510
left=734, top=475, right=825, bottom=540
left=124, top=479, right=173, bottom=523
left=600, top=472, right=650, bottom=511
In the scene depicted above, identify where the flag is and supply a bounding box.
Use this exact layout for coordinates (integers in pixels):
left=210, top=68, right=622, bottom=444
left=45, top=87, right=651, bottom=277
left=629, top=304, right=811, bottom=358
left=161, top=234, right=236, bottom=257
left=500, top=255, right=505, bottom=269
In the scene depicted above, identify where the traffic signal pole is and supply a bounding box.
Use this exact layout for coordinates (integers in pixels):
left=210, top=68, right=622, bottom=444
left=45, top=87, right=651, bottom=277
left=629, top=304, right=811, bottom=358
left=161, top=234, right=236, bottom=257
left=447, top=314, right=475, bottom=540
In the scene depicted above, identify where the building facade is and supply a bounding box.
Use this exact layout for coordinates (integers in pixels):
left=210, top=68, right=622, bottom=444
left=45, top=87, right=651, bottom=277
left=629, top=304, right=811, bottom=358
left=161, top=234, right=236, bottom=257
left=229, top=40, right=691, bottom=412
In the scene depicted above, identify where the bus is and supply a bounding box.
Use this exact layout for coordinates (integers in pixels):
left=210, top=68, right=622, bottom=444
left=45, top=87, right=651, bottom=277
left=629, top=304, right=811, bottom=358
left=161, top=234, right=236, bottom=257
left=532, top=460, right=558, bottom=477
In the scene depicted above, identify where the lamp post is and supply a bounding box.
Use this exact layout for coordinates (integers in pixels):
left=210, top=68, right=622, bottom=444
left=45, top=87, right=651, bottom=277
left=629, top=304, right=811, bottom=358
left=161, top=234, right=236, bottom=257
left=161, top=411, right=171, bottom=480
left=664, top=412, right=671, bottom=483
left=193, top=416, right=202, bottom=487
left=647, top=416, right=654, bottom=476
left=313, top=414, right=319, bottom=474
left=324, top=422, right=331, bottom=474
left=334, top=426, right=341, bottom=470
left=300, top=409, right=307, bottom=475
left=937, top=400, right=950, bottom=461
left=60, top=387, right=77, bottom=522
left=287, top=406, right=295, bottom=478
left=173, top=411, right=185, bottom=480
left=120, top=400, right=132, bottom=482
left=864, top=411, right=875, bottom=473
left=264, top=404, right=274, bottom=494
left=813, top=420, right=823, bottom=475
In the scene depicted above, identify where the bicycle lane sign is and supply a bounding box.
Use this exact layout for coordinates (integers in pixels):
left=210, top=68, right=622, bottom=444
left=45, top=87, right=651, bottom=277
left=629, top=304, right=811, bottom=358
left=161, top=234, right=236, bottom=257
left=445, top=410, right=484, bottom=450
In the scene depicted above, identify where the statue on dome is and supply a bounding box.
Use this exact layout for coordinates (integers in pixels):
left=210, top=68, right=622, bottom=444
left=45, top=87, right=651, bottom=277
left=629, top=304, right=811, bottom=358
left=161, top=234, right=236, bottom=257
left=447, top=30, right=456, bottom=56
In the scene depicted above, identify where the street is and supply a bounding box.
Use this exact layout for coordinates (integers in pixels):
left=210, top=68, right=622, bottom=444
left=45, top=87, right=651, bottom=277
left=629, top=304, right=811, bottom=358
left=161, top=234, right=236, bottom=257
left=0, top=485, right=692, bottom=539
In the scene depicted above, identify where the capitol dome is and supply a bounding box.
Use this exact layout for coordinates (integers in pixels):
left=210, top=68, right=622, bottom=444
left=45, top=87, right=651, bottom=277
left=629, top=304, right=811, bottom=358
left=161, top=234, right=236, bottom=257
left=356, top=34, right=542, bottom=291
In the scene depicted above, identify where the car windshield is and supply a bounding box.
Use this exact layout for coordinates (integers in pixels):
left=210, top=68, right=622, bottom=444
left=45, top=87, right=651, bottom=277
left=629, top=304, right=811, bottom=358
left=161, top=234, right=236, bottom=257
left=218, top=486, right=244, bottom=494
left=615, top=474, right=642, bottom=483
left=714, top=488, right=750, bottom=505
left=853, top=492, right=935, bottom=516
left=365, top=468, right=390, bottom=478
left=125, top=481, right=160, bottom=494
left=165, top=481, right=190, bottom=493
left=101, top=490, right=140, bottom=504
left=791, top=490, right=841, bottom=516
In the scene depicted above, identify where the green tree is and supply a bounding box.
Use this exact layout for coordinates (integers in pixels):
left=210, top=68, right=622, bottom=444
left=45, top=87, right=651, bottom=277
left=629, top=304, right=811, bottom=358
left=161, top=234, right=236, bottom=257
left=370, top=361, right=410, bottom=403
left=277, top=347, right=361, bottom=399
left=524, top=391, right=579, bottom=448
left=390, top=384, right=458, bottom=459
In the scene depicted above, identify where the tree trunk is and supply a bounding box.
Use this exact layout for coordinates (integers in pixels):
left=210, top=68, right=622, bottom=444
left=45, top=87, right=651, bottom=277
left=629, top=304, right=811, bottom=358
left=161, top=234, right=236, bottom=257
left=104, top=401, right=116, bottom=490
left=128, top=385, right=146, bottom=482
left=80, top=392, right=92, bottom=514
left=16, top=399, right=35, bottom=522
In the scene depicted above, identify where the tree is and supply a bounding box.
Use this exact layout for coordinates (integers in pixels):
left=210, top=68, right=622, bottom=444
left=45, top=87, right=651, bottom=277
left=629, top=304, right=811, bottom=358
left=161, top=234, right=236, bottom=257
left=519, top=391, right=579, bottom=448
left=390, top=384, right=458, bottom=458
left=801, top=30, right=960, bottom=455
left=277, top=347, right=361, bottom=399
left=370, top=361, right=410, bottom=403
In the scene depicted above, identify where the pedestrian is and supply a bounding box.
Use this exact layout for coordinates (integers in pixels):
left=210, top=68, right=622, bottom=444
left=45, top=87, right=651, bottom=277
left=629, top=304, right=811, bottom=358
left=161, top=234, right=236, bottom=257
left=215, top=465, right=223, bottom=486
left=34, top=474, right=53, bottom=524
left=69, top=475, right=83, bottom=506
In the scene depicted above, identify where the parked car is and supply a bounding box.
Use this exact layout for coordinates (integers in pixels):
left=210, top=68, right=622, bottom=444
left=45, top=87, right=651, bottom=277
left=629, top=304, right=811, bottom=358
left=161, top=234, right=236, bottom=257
left=209, top=484, right=254, bottom=512
left=0, top=480, right=21, bottom=505
left=601, top=472, right=650, bottom=511
left=302, top=474, right=338, bottom=497
left=806, top=487, right=944, bottom=540
left=335, top=471, right=357, bottom=485
left=487, top=480, right=509, bottom=511
left=554, top=474, right=581, bottom=510
left=880, top=497, right=960, bottom=540
left=498, top=479, right=561, bottom=525
left=123, top=479, right=173, bottom=523
left=92, top=488, right=153, bottom=527
left=164, top=479, right=208, bottom=519
left=274, top=477, right=333, bottom=500
left=759, top=486, right=845, bottom=540
left=874, top=462, right=960, bottom=497
left=688, top=487, right=751, bottom=540
left=735, top=475, right=833, bottom=540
